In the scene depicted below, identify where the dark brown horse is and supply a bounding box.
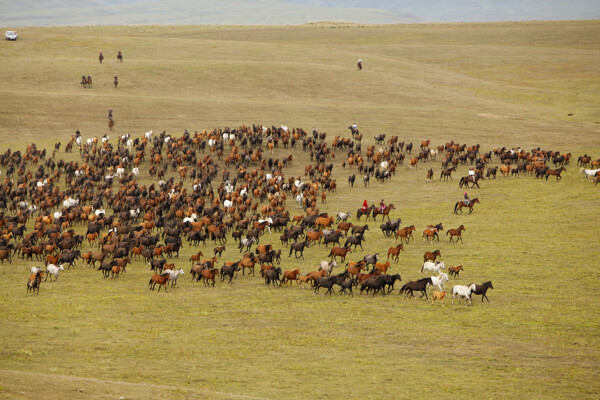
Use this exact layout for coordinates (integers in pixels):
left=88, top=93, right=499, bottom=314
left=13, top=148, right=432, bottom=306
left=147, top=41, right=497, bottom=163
left=108, top=117, right=114, bottom=131
left=472, top=281, right=494, bottom=302
left=545, top=166, right=566, bottom=181
left=356, top=204, right=374, bottom=221
left=454, top=198, right=480, bottom=214
left=440, top=166, right=456, bottom=181
left=399, top=277, right=432, bottom=299
left=117, top=51, right=123, bottom=62
left=114, top=75, right=118, bottom=88
left=447, top=225, right=465, bottom=243
left=99, top=53, right=104, bottom=63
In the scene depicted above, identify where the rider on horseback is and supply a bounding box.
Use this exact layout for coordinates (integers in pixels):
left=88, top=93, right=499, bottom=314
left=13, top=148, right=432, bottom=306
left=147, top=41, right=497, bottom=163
left=362, top=199, right=368, bottom=211
left=379, top=199, right=386, bottom=212
left=464, top=192, right=471, bottom=205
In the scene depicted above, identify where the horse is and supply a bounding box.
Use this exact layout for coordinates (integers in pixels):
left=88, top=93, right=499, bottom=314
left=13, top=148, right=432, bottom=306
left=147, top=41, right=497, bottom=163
left=581, top=168, right=600, bottom=181
left=421, top=261, right=445, bottom=275
left=357, top=204, right=374, bottom=221
left=387, top=244, right=404, bottom=263
left=200, top=268, right=219, bottom=287
left=357, top=60, right=362, bottom=70
left=396, top=225, right=415, bottom=244
left=117, top=51, right=123, bottom=62
left=108, top=117, right=114, bottom=131
left=452, top=283, right=477, bottom=305
left=282, top=268, right=301, bottom=286
left=426, top=168, right=433, bottom=182
left=289, top=241, right=310, bottom=259
left=545, top=166, right=566, bottom=181
left=423, top=250, right=441, bottom=262
left=399, top=277, right=432, bottom=299
left=149, top=273, right=170, bottom=292
left=372, top=204, right=396, bottom=222
left=114, top=75, right=118, bottom=88
left=440, top=166, right=456, bottom=181
left=318, top=260, right=337, bottom=276
left=430, top=273, right=449, bottom=291
left=447, top=225, right=465, bottom=243
left=422, top=228, right=438, bottom=243
left=328, top=246, right=352, bottom=262
left=459, top=173, right=482, bottom=188
left=448, top=265, right=464, bottom=278
left=431, top=291, right=446, bottom=306
left=454, top=197, right=480, bottom=214
left=27, top=271, right=43, bottom=294
left=472, top=281, right=494, bottom=302
left=374, top=261, right=392, bottom=274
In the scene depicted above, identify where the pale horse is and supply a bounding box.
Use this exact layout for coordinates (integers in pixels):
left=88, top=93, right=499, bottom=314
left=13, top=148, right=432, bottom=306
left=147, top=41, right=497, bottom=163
left=420, top=261, right=445, bottom=275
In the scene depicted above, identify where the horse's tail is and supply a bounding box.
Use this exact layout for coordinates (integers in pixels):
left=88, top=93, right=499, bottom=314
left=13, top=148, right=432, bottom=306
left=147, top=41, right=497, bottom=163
left=453, top=202, right=459, bottom=214
left=446, top=230, right=449, bottom=236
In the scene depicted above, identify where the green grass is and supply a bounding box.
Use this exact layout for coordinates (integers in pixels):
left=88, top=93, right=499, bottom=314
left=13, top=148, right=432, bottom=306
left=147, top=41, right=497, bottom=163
left=0, top=21, right=600, bottom=399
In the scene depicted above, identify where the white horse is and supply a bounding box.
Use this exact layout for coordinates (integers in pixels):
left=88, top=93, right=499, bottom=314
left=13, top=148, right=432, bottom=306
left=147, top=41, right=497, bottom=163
left=95, top=209, right=105, bottom=217
left=30, top=266, right=42, bottom=274
left=86, top=138, right=94, bottom=146
left=75, top=136, right=82, bottom=146
left=183, top=214, right=197, bottom=224
left=115, top=167, right=125, bottom=178
left=53, top=211, right=62, bottom=220
left=101, top=136, right=109, bottom=144
left=126, top=138, right=133, bottom=151
left=452, top=283, right=477, bottom=305
left=319, top=260, right=337, bottom=276
left=45, top=264, right=64, bottom=282
left=581, top=168, right=600, bottom=181
left=164, top=268, right=184, bottom=286
left=223, top=200, right=233, bottom=208
left=145, top=130, right=153, bottom=140
left=129, top=208, right=141, bottom=219
left=296, top=193, right=304, bottom=209
left=336, top=212, right=351, bottom=222
left=132, top=167, right=139, bottom=177
left=63, top=198, right=79, bottom=208
left=430, top=273, right=449, bottom=291
left=421, top=261, right=445, bottom=275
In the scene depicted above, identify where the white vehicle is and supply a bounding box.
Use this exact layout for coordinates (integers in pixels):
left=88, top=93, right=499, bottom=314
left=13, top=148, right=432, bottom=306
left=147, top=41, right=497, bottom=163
left=5, top=31, right=18, bottom=41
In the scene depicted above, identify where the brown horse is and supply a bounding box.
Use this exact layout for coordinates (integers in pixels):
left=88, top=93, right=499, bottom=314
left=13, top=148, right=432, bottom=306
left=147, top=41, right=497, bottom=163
left=387, top=244, right=404, bottom=263
left=117, top=51, right=123, bottom=62
left=148, top=273, right=170, bottom=292
left=448, top=265, right=464, bottom=278
left=422, top=228, right=438, bottom=243
left=114, top=75, right=118, bottom=88
left=345, top=261, right=365, bottom=282
left=454, top=197, right=479, bottom=214
left=396, top=225, right=415, bottom=243
left=374, top=261, right=391, bottom=274
left=440, top=166, right=456, bottom=181
left=545, top=166, right=566, bottom=181
left=200, top=268, right=219, bottom=287
left=447, top=225, right=465, bottom=243
left=420, top=139, right=430, bottom=149
left=108, top=117, right=114, bottom=131
left=423, top=250, right=441, bottom=262
left=372, top=204, right=396, bottom=222
left=426, top=168, right=433, bottom=182
left=99, top=53, right=104, bottom=63
left=328, top=246, right=352, bottom=262
left=282, top=268, right=301, bottom=286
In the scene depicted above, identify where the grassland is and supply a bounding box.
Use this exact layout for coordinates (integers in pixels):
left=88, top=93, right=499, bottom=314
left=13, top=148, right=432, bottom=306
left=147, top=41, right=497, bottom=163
left=0, top=21, right=599, bottom=399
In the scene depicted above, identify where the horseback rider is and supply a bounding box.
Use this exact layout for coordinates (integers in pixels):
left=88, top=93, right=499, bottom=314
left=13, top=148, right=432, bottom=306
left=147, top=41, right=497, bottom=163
left=362, top=199, right=368, bottom=212
left=108, top=107, right=113, bottom=119
left=468, top=168, right=475, bottom=178
left=379, top=199, right=386, bottom=212
left=464, top=192, right=471, bottom=205
left=357, top=58, right=362, bottom=70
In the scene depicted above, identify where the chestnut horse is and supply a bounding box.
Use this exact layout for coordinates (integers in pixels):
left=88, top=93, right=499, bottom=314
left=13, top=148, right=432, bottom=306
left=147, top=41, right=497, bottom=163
left=387, top=244, right=404, bottom=263
left=423, top=250, right=441, bottom=262
left=545, top=166, right=566, bottom=181
left=454, top=197, right=479, bottom=214
left=372, top=204, right=396, bottom=222
left=448, top=265, right=464, bottom=278
left=396, top=225, right=415, bottom=243
left=447, top=225, right=465, bottom=243
left=328, top=246, right=352, bottom=262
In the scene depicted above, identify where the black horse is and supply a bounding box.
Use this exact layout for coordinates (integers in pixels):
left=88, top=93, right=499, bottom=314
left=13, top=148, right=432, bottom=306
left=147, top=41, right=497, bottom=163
left=348, top=174, right=356, bottom=187
left=288, top=241, right=310, bottom=259
left=343, top=234, right=365, bottom=251
left=399, top=277, right=433, bottom=299
left=472, top=281, right=494, bottom=302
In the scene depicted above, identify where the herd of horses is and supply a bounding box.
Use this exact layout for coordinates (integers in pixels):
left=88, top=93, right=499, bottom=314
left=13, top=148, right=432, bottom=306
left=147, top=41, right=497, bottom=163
left=5, top=118, right=593, bottom=307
